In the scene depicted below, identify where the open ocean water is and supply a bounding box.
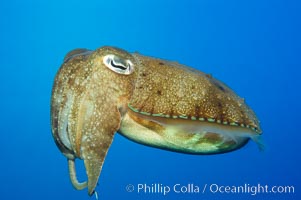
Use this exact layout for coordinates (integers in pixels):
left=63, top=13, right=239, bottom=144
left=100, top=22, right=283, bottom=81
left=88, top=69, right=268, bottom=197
left=0, top=0, right=300, bottom=200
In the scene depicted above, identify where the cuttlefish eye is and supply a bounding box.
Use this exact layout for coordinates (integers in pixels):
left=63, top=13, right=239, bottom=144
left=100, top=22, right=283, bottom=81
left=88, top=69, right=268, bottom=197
left=103, top=54, right=134, bottom=75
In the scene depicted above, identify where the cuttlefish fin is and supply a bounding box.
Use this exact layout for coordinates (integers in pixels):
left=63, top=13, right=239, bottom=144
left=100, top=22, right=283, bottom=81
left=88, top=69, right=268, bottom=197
left=250, top=134, right=265, bottom=152
left=80, top=100, right=121, bottom=196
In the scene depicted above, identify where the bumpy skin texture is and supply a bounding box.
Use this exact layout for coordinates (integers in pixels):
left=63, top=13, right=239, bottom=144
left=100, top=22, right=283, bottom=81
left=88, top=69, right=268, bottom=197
left=130, top=54, right=260, bottom=131
left=51, top=46, right=261, bottom=196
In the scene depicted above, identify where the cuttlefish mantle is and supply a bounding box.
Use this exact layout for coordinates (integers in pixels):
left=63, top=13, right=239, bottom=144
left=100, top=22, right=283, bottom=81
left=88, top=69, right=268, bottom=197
left=51, top=46, right=262, bottom=196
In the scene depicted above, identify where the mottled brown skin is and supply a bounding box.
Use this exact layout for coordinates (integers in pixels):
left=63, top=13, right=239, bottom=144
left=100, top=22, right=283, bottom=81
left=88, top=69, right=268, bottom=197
left=129, top=54, right=260, bottom=131
left=51, top=46, right=262, bottom=196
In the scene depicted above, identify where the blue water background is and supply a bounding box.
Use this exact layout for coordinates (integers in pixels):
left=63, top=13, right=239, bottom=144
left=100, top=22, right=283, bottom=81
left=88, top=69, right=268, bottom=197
left=0, top=0, right=300, bottom=199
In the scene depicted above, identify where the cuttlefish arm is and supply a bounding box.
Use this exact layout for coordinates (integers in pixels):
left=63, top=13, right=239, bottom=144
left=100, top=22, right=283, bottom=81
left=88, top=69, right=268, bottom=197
left=51, top=47, right=135, bottom=195
left=80, top=98, right=120, bottom=195
left=61, top=85, right=121, bottom=196
left=66, top=75, right=122, bottom=195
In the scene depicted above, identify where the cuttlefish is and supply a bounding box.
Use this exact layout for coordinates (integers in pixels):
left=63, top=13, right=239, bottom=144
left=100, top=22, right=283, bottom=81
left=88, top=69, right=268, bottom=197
left=51, top=46, right=262, bottom=195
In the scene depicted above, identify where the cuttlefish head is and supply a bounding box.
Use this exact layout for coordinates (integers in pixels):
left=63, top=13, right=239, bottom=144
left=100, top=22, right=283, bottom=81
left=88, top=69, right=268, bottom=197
left=51, top=47, right=138, bottom=195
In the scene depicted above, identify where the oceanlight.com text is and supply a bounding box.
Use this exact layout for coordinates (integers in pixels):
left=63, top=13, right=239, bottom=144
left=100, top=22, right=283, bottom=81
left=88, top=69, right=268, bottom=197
left=208, top=183, right=294, bottom=195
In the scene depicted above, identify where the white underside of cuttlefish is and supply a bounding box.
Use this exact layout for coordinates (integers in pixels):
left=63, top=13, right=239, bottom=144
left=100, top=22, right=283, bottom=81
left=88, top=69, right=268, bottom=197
left=120, top=109, right=262, bottom=154
left=51, top=46, right=262, bottom=196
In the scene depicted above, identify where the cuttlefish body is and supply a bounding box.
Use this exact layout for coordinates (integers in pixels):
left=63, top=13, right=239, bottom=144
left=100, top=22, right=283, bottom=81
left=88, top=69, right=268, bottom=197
left=51, top=46, right=262, bottom=195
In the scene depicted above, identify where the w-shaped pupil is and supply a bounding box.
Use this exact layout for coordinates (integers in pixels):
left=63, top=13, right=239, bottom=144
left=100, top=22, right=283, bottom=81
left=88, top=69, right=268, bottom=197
left=110, top=59, right=127, bottom=70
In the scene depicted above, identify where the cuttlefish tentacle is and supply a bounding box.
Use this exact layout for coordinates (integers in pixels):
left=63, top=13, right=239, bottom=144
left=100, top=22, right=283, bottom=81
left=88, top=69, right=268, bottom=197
left=68, top=159, right=87, bottom=190
left=68, top=94, right=121, bottom=195
left=72, top=77, right=122, bottom=195
left=66, top=87, right=121, bottom=195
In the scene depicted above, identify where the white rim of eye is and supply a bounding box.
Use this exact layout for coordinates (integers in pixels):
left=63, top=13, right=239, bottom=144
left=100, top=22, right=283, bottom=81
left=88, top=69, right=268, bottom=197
left=103, top=54, right=134, bottom=75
